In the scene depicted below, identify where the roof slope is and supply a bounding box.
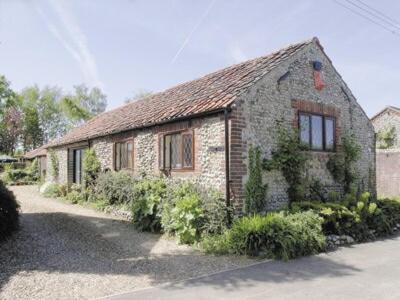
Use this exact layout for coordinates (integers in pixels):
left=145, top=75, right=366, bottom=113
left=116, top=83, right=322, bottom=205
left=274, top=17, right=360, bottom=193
left=49, top=38, right=316, bottom=147
left=371, top=106, right=400, bottom=121
left=24, top=146, right=47, bottom=159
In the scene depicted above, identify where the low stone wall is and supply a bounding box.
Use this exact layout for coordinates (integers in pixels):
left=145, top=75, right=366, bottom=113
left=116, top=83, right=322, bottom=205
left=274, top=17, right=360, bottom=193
left=376, top=150, right=400, bottom=197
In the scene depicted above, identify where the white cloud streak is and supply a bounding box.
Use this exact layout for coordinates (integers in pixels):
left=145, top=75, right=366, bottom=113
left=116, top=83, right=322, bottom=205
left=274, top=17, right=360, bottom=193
left=170, top=0, right=217, bottom=65
left=35, top=0, right=103, bottom=88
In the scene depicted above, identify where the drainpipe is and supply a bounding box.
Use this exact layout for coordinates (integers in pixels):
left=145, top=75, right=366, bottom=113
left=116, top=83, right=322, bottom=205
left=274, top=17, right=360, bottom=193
left=224, top=108, right=231, bottom=224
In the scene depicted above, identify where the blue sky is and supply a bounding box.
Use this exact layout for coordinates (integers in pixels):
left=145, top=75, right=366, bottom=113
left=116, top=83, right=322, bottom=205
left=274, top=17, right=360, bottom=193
left=0, top=0, right=399, bottom=116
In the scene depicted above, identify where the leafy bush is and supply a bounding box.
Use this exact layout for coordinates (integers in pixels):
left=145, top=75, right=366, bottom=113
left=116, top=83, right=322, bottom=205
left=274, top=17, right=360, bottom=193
left=372, top=197, right=400, bottom=235
left=65, top=184, right=86, bottom=204
left=292, top=201, right=364, bottom=239
left=95, top=171, right=136, bottom=205
left=131, top=178, right=167, bottom=232
left=41, top=182, right=62, bottom=198
left=49, top=150, right=59, bottom=179
left=170, top=189, right=204, bottom=244
left=0, top=180, right=20, bottom=242
left=82, top=148, right=101, bottom=189
left=245, top=146, right=267, bottom=214
left=200, top=190, right=231, bottom=235
left=202, top=211, right=325, bottom=260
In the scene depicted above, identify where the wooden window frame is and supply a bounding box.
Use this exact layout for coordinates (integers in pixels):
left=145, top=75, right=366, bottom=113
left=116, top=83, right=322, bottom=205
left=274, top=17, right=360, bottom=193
left=113, top=138, right=134, bottom=171
left=160, top=130, right=194, bottom=172
left=298, top=111, right=336, bottom=152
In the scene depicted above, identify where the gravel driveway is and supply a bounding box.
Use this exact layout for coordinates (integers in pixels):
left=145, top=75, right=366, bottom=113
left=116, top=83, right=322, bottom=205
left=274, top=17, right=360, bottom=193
left=0, top=186, right=252, bottom=300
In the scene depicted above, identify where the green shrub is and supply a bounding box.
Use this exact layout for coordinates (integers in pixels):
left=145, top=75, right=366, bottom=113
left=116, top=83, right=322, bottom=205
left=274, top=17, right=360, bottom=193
left=292, top=201, right=364, bottom=239
left=202, top=211, right=325, bottom=260
left=0, top=180, right=20, bottom=242
left=82, top=148, right=101, bottom=189
left=131, top=178, right=167, bottom=232
left=200, top=190, right=231, bottom=235
left=170, top=187, right=204, bottom=244
left=95, top=171, right=136, bottom=205
left=49, top=150, right=59, bottom=179
left=65, top=184, right=86, bottom=204
left=374, top=198, right=400, bottom=235
left=41, top=182, right=62, bottom=198
left=26, top=158, right=39, bottom=181
left=245, top=146, right=267, bottom=214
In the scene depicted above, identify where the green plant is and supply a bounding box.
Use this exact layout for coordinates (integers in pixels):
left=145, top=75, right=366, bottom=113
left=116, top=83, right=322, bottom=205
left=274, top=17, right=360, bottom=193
left=245, top=146, right=267, bottom=214
left=27, top=158, right=39, bottom=181
left=82, top=148, right=101, bottom=189
left=0, top=180, right=19, bottom=242
left=327, top=135, right=361, bottom=193
left=41, top=182, right=62, bottom=198
left=94, top=171, right=136, bottom=205
left=170, top=189, right=204, bottom=244
left=263, top=126, right=309, bottom=205
left=292, top=201, right=362, bottom=238
left=377, top=126, right=396, bottom=149
left=308, top=178, right=328, bottom=202
left=202, top=211, right=325, bottom=260
left=65, top=184, right=86, bottom=204
left=131, top=178, right=167, bottom=232
left=200, top=189, right=232, bottom=235
left=49, top=150, right=59, bottom=179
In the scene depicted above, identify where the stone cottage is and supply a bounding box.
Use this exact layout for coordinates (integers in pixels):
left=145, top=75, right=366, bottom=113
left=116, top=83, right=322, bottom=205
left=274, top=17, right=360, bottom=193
left=44, top=37, right=376, bottom=212
left=371, top=106, right=400, bottom=197
left=24, top=146, right=47, bottom=179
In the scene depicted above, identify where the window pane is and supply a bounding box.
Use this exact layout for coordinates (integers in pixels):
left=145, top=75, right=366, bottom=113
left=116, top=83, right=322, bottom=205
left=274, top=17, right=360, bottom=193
left=164, top=135, right=171, bottom=169
left=127, top=142, right=133, bottom=169
left=171, top=134, right=182, bottom=169
left=311, top=115, right=323, bottom=150
left=183, top=133, right=193, bottom=167
left=325, top=118, right=335, bottom=150
left=299, top=114, right=310, bottom=146
left=121, top=142, right=128, bottom=169
left=115, top=143, right=121, bottom=171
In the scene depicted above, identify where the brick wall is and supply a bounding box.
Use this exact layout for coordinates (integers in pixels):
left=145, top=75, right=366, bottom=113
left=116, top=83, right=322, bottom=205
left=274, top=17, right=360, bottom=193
left=376, top=150, right=400, bottom=197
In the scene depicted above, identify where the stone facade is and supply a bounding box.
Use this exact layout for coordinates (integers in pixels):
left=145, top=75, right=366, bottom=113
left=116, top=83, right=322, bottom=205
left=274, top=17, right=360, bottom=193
left=372, top=107, right=400, bottom=149
left=45, top=40, right=375, bottom=214
left=49, top=115, right=227, bottom=194
left=229, top=41, right=376, bottom=212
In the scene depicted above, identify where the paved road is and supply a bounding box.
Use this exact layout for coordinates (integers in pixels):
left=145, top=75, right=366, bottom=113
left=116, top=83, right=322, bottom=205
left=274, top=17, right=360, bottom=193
left=105, top=235, right=400, bottom=300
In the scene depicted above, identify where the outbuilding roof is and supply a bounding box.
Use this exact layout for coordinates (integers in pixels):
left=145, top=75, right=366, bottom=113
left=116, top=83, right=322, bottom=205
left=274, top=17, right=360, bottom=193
left=371, top=106, right=400, bottom=121
left=48, top=37, right=318, bottom=148
left=24, top=146, right=47, bottom=159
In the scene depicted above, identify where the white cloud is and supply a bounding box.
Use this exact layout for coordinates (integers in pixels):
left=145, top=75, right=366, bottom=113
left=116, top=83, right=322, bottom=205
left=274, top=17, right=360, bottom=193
left=35, top=0, right=103, bottom=88
left=229, top=44, right=247, bottom=63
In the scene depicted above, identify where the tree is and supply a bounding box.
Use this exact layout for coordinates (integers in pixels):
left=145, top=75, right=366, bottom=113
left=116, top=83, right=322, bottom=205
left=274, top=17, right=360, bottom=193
left=125, top=89, right=153, bottom=104
left=22, top=105, right=43, bottom=151
left=0, top=75, right=20, bottom=154
left=60, top=84, right=107, bottom=127
left=1, top=106, right=23, bottom=154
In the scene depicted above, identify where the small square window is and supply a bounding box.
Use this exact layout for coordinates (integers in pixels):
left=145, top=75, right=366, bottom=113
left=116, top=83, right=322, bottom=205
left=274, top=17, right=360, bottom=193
left=299, top=113, right=335, bottom=151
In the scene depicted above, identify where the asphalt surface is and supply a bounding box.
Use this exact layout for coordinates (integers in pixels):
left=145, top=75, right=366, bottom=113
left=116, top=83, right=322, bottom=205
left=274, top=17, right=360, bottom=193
left=105, top=235, right=400, bottom=300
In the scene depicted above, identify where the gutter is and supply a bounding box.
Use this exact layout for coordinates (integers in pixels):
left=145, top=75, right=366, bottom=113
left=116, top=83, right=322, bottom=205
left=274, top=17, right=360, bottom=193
left=224, top=107, right=232, bottom=224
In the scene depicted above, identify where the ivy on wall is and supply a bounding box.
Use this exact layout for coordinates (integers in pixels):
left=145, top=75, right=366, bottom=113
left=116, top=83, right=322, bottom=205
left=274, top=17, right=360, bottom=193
left=49, top=150, right=59, bottom=179
left=376, top=126, right=396, bottom=149
left=245, top=146, right=267, bottom=214
left=326, top=134, right=361, bottom=193
left=263, top=126, right=309, bottom=206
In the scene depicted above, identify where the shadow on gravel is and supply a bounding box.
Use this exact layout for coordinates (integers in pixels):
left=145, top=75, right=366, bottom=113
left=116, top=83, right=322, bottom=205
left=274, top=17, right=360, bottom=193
left=0, top=211, right=361, bottom=295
